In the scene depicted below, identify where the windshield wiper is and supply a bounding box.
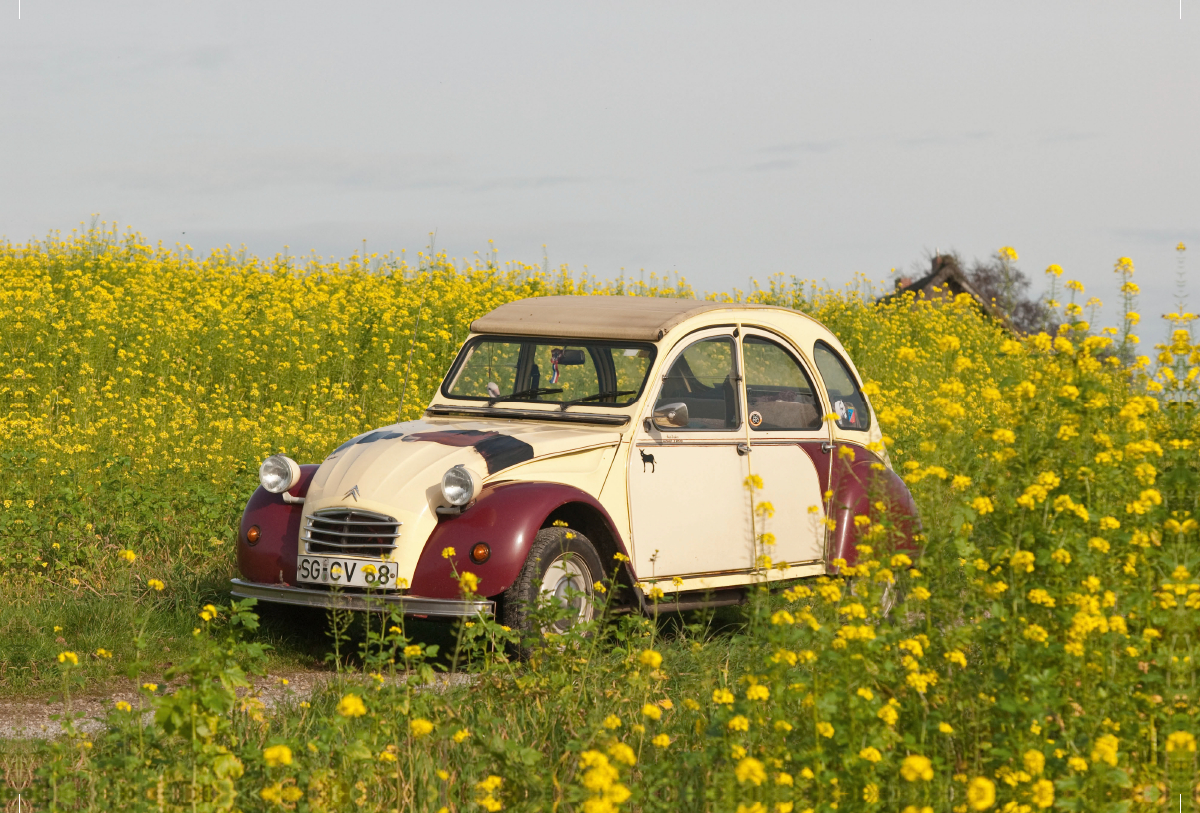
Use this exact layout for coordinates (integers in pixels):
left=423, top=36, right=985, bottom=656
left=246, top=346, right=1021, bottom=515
left=488, top=386, right=564, bottom=406
left=559, top=389, right=637, bottom=410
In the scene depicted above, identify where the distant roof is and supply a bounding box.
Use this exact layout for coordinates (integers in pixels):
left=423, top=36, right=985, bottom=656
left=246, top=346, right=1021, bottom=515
left=877, top=254, right=1008, bottom=326
left=470, top=296, right=793, bottom=341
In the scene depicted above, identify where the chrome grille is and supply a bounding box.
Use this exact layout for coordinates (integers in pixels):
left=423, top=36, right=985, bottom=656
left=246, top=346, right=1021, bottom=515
left=302, top=508, right=401, bottom=557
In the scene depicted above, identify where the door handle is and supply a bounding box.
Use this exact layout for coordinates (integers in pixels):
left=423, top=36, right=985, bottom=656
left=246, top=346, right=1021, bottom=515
left=737, top=443, right=751, bottom=456
left=821, top=441, right=834, bottom=454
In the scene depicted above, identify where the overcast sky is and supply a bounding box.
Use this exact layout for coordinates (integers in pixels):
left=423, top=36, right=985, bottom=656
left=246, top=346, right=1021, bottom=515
left=3, top=1, right=1196, bottom=339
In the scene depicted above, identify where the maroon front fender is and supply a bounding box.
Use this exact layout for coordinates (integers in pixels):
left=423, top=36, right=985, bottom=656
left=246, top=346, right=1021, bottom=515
left=236, top=464, right=319, bottom=585
left=826, top=445, right=921, bottom=571
left=409, top=482, right=631, bottom=600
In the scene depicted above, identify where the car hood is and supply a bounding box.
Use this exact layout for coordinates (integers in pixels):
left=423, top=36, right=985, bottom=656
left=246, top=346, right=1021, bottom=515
left=305, top=417, right=622, bottom=513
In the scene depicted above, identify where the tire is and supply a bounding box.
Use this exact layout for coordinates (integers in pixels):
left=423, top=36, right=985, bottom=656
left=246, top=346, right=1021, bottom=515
left=500, top=526, right=604, bottom=657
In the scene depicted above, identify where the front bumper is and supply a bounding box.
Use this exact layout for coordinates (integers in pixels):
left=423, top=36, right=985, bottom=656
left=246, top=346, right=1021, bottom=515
left=229, top=579, right=494, bottom=617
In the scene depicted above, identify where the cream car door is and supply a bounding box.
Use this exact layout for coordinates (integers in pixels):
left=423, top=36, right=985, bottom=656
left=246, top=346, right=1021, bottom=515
left=627, top=330, right=753, bottom=580
left=741, top=330, right=831, bottom=569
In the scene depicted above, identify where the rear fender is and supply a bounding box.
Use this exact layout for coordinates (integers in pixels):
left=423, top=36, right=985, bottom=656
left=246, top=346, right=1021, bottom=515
left=236, top=464, right=319, bottom=585
left=826, top=445, right=921, bottom=573
left=409, top=481, right=633, bottom=600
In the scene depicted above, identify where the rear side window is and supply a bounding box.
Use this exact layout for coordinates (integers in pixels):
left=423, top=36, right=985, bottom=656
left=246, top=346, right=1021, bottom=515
left=813, top=341, right=870, bottom=431
left=742, top=336, right=822, bottom=431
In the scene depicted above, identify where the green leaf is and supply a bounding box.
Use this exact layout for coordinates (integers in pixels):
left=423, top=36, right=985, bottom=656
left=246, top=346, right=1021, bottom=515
left=345, top=739, right=373, bottom=761
left=212, top=753, right=244, bottom=780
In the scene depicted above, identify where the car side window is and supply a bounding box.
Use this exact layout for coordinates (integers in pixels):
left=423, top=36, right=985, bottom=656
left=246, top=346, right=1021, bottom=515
left=813, top=341, right=870, bottom=431
left=743, top=336, right=822, bottom=431
left=655, top=336, right=740, bottom=431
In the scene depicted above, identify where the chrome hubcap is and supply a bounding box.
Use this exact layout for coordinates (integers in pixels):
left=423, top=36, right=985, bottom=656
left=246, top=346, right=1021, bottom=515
left=539, top=553, right=594, bottom=632
left=880, top=581, right=898, bottom=617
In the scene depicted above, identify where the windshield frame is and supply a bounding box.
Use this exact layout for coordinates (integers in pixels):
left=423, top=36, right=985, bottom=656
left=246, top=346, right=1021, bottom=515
left=439, top=335, right=659, bottom=409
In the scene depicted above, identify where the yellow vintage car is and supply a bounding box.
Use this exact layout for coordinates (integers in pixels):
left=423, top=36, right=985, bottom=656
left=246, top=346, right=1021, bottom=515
left=232, top=296, right=919, bottom=632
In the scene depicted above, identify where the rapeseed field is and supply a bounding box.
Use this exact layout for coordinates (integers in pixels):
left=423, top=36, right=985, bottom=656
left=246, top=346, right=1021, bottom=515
left=1, top=224, right=1197, bottom=811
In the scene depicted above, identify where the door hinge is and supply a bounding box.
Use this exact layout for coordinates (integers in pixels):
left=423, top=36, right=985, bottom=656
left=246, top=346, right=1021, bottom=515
left=821, top=441, right=834, bottom=454
left=737, top=443, right=751, bottom=456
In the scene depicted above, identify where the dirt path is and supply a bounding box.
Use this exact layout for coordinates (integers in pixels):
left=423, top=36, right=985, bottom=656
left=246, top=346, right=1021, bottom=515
left=0, top=670, right=477, bottom=741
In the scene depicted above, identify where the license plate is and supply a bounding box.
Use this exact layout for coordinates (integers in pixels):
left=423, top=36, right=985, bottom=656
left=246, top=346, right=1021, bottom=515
left=297, top=556, right=399, bottom=589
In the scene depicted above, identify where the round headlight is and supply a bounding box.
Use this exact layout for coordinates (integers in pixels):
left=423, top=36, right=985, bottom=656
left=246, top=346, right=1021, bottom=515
left=441, top=465, right=481, bottom=507
left=260, top=454, right=301, bottom=494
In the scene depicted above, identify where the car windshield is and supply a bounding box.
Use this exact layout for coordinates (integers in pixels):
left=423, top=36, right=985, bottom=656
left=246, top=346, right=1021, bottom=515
left=444, top=337, right=656, bottom=407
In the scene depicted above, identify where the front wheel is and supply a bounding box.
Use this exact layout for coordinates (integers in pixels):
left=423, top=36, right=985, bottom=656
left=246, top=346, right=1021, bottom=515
left=500, top=526, right=604, bottom=657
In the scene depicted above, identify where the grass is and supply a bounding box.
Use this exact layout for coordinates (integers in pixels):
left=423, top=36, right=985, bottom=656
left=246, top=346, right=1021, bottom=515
left=1, top=225, right=1197, bottom=811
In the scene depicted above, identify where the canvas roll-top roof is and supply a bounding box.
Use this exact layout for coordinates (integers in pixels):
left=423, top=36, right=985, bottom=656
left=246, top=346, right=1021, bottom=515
left=469, top=296, right=791, bottom=342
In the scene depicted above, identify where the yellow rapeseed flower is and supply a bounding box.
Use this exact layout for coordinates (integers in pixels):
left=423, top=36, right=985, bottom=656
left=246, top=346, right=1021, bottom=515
left=1166, top=731, right=1196, bottom=752
left=1031, top=778, right=1055, bottom=808
left=734, top=757, right=766, bottom=786
left=263, top=744, right=292, bottom=767
left=1090, top=734, right=1119, bottom=766
left=607, top=742, right=636, bottom=766
left=638, top=649, right=663, bottom=669
left=900, top=754, right=933, bottom=781
left=336, top=693, right=366, bottom=718
left=966, top=776, right=995, bottom=810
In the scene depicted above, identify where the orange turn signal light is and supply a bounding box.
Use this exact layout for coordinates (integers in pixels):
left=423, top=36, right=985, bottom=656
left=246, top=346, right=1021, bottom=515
left=470, top=542, right=491, bottom=564
left=246, top=525, right=261, bottom=545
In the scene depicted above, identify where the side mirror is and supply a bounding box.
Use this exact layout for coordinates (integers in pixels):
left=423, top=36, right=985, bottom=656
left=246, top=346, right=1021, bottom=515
left=652, top=401, right=689, bottom=429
